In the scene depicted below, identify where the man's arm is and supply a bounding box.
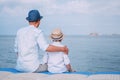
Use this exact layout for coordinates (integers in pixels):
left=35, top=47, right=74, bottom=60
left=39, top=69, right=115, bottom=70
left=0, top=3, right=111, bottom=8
left=37, top=32, right=68, bottom=54
left=42, top=53, right=48, bottom=64
left=46, top=45, right=69, bottom=55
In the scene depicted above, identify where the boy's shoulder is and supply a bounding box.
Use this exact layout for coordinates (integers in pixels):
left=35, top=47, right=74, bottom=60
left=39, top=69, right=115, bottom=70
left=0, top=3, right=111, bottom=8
left=52, top=42, right=64, bottom=47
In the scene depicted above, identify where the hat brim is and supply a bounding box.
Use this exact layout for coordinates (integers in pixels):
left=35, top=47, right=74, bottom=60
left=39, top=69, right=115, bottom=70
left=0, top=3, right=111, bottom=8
left=26, top=16, right=43, bottom=21
left=50, top=34, right=64, bottom=40
left=40, top=16, right=43, bottom=20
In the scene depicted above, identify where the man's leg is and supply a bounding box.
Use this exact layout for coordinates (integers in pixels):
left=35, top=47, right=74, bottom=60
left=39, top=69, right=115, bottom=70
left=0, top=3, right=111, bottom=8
left=34, top=64, right=48, bottom=73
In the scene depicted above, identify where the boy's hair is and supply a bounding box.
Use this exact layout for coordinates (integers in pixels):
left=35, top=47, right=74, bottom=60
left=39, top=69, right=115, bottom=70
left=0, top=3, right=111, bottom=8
left=52, top=39, right=62, bottom=42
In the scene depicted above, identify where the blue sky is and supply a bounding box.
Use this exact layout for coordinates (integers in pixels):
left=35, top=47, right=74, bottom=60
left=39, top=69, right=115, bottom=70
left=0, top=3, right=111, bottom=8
left=0, top=0, right=120, bottom=35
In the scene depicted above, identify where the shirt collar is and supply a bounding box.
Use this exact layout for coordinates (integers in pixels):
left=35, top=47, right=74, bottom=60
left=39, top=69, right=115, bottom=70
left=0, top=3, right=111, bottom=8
left=29, top=25, right=38, bottom=29
left=29, top=25, right=34, bottom=27
left=53, top=42, right=61, bottom=45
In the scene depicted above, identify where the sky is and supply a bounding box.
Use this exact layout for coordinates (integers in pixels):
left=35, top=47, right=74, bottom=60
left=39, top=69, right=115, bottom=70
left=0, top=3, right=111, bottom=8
left=0, top=0, right=120, bottom=35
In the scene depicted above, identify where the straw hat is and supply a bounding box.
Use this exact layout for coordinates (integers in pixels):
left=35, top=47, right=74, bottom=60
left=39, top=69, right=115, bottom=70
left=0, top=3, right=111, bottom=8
left=50, top=28, right=64, bottom=40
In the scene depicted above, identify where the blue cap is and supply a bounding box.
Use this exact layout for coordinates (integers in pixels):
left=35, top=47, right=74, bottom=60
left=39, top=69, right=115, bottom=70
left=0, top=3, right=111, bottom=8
left=26, top=10, right=43, bottom=22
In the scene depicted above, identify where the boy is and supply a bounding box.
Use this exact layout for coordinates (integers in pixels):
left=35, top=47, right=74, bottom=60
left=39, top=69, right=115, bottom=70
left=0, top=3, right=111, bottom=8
left=42, top=28, right=74, bottom=73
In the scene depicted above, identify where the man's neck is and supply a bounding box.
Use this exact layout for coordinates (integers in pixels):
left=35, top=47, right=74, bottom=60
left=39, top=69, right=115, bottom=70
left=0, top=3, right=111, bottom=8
left=29, top=22, right=38, bottom=28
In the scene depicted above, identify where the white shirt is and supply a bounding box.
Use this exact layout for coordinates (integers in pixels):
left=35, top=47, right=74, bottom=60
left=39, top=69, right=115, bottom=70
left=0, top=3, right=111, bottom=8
left=42, top=42, right=70, bottom=73
left=14, top=25, right=49, bottom=72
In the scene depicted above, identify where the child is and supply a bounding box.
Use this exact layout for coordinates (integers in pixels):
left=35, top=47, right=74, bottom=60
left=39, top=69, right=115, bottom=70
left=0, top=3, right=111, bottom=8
left=42, top=28, right=75, bottom=73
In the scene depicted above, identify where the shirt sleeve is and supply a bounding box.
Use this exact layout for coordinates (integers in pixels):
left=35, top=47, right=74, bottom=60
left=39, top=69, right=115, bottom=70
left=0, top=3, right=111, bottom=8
left=63, top=54, right=70, bottom=65
left=42, top=53, right=48, bottom=64
left=37, top=31, right=49, bottom=51
left=14, top=36, right=18, bottom=53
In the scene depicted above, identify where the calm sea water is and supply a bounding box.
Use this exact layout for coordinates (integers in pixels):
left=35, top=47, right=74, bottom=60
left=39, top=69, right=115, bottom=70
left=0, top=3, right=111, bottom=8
left=0, top=35, right=120, bottom=72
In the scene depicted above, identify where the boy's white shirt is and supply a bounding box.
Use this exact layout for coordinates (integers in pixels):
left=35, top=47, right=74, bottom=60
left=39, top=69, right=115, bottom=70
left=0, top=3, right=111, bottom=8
left=42, top=42, right=70, bottom=73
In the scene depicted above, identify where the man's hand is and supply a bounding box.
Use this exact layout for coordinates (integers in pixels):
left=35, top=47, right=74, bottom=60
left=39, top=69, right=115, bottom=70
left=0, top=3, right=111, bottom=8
left=63, top=46, right=69, bottom=55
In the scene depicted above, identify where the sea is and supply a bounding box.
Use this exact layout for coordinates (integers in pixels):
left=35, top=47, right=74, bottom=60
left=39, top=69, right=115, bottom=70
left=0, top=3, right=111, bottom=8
left=0, top=35, right=120, bottom=72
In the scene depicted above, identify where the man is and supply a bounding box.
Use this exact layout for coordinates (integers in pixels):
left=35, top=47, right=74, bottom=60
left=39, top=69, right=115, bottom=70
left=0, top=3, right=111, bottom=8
left=14, top=10, right=68, bottom=73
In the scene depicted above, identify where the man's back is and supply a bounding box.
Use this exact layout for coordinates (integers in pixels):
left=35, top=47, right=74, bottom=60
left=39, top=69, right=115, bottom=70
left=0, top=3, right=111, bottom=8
left=17, top=25, right=40, bottom=55
left=15, top=25, right=42, bottom=72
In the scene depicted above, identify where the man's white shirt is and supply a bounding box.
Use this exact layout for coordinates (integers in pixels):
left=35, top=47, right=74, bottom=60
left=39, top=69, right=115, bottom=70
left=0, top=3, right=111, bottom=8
left=15, top=25, right=49, bottom=72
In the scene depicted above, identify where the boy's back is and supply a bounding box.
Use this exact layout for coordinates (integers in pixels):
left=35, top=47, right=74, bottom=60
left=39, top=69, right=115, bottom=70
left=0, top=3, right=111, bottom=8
left=43, top=42, right=70, bottom=73
left=43, top=28, right=74, bottom=73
